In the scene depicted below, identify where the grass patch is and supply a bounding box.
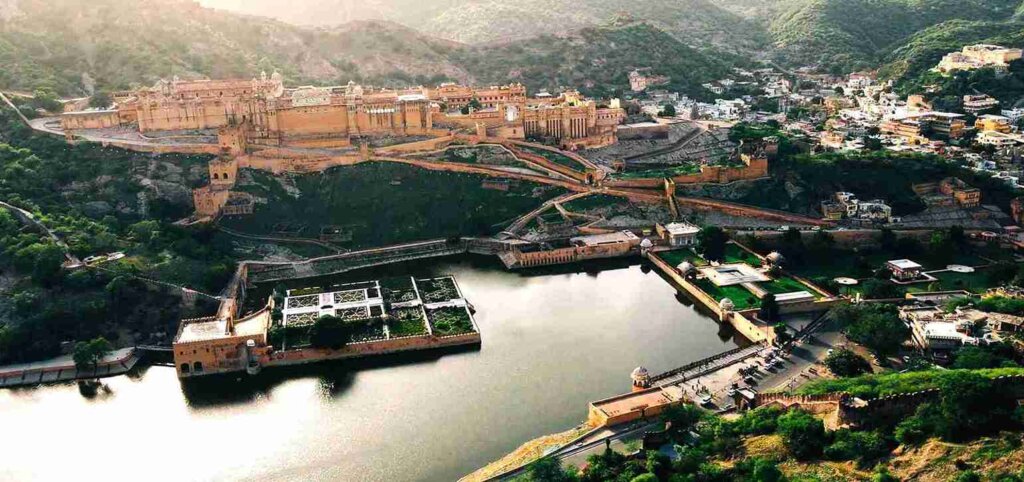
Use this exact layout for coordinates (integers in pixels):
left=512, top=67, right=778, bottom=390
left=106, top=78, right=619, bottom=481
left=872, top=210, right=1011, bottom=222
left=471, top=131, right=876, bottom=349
left=657, top=249, right=706, bottom=268
left=797, top=367, right=1024, bottom=399
left=612, top=163, right=700, bottom=179
left=519, top=146, right=586, bottom=172
left=760, top=276, right=819, bottom=297
left=723, top=243, right=762, bottom=265
left=693, top=277, right=759, bottom=310
left=561, top=194, right=627, bottom=212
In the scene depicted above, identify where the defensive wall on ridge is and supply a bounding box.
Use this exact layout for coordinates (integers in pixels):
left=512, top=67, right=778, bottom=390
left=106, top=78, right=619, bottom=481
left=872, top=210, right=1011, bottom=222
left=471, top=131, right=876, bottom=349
left=754, top=375, right=1024, bottom=428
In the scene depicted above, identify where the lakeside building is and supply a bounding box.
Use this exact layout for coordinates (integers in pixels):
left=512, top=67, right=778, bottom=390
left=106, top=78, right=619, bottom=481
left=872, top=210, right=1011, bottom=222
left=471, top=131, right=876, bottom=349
left=500, top=231, right=641, bottom=269
left=935, top=44, right=1023, bottom=74
left=173, top=275, right=480, bottom=379
left=887, top=259, right=923, bottom=282
left=656, top=222, right=700, bottom=248
left=61, top=73, right=626, bottom=150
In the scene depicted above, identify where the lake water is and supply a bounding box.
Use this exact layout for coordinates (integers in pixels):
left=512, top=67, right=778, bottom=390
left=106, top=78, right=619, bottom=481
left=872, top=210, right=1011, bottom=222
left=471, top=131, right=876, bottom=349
left=0, top=255, right=741, bottom=482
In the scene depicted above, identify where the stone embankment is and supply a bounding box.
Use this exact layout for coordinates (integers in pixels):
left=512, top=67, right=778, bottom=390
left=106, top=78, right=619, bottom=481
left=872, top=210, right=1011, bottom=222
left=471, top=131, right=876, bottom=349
left=0, top=348, right=139, bottom=388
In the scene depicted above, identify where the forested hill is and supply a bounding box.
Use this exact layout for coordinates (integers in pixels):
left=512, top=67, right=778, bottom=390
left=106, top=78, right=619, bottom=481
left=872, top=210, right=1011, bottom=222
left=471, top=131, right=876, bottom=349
left=200, top=0, right=770, bottom=52
left=0, top=0, right=743, bottom=100
left=0, top=0, right=470, bottom=96
left=767, top=0, right=1023, bottom=73
left=455, top=23, right=745, bottom=99
left=880, top=20, right=1024, bottom=82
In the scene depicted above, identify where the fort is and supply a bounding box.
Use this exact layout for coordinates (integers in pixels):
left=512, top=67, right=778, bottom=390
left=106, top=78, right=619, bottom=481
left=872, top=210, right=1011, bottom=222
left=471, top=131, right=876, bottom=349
left=60, top=73, right=624, bottom=151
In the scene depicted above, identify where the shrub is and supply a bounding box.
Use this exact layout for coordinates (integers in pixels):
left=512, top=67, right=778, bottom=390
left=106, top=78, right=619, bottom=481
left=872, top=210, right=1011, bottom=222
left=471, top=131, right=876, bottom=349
left=825, top=348, right=872, bottom=377
left=777, top=410, right=826, bottom=460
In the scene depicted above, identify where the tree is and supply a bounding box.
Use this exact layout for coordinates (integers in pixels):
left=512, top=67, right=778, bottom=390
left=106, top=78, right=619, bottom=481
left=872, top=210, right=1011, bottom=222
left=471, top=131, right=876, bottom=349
left=841, top=304, right=909, bottom=356
left=825, top=348, right=871, bottom=377
left=760, top=293, right=780, bottom=323
left=72, top=337, right=113, bottom=370
left=697, top=226, right=728, bottom=261
left=309, top=315, right=352, bottom=350
left=872, top=467, right=900, bottom=482
left=659, top=103, right=676, bottom=117
left=928, top=231, right=954, bottom=266
left=88, top=91, right=112, bottom=108
left=525, top=457, right=577, bottom=482
left=777, top=409, right=826, bottom=460
left=861, top=279, right=901, bottom=300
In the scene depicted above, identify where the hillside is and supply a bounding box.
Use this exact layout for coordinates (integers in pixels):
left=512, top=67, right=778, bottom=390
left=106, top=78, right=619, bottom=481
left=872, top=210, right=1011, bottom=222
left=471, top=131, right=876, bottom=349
left=200, top=0, right=770, bottom=52
left=880, top=20, right=1024, bottom=82
left=454, top=23, right=743, bottom=99
left=0, top=0, right=470, bottom=96
left=767, top=0, right=1022, bottom=72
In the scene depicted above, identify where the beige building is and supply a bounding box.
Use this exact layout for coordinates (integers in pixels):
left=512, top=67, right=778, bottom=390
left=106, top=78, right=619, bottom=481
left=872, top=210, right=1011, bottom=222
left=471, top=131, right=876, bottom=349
left=62, top=74, right=625, bottom=150
left=935, top=44, right=1023, bottom=74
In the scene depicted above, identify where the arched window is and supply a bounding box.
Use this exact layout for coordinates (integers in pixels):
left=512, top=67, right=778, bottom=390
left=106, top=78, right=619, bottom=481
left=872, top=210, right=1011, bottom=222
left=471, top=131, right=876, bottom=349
left=193, top=361, right=204, bottom=373
left=212, top=173, right=219, bottom=180
left=180, top=363, right=190, bottom=374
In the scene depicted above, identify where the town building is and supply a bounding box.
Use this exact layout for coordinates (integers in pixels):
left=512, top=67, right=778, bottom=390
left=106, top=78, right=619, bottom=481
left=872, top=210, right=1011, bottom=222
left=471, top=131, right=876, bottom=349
left=975, top=114, right=1013, bottom=133
left=899, top=305, right=972, bottom=356
left=963, top=94, right=1000, bottom=115
left=939, top=177, right=982, bottom=207
left=935, top=44, right=1023, bottom=74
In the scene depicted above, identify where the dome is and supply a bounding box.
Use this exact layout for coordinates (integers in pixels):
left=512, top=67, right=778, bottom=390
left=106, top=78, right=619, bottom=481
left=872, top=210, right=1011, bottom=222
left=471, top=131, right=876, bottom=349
left=677, top=262, right=695, bottom=276
left=719, top=298, right=735, bottom=311
left=640, top=238, right=654, bottom=249
left=631, top=366, right=651, bottom=386
left=766, top=251, right=784, bottom=265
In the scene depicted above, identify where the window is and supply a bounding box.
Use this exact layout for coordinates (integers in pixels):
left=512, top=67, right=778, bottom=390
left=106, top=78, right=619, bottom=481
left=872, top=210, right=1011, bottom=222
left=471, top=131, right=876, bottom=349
left=193, top=361, right=204, bottom=373
left=180, top=363, right=190, bottom=374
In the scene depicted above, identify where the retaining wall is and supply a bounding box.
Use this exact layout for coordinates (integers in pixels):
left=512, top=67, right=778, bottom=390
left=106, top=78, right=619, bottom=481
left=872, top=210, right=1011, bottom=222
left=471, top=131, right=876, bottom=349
left=265, top=332, right=481, bottom=368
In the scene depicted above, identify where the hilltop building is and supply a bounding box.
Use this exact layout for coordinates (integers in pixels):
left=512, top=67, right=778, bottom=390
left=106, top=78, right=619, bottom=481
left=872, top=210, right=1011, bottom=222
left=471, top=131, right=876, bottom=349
left=61, top=73, right=626, bottom=151
left=935, top=44, right=1023, bottom=74
left=963, top=94, right=1000, bottom=115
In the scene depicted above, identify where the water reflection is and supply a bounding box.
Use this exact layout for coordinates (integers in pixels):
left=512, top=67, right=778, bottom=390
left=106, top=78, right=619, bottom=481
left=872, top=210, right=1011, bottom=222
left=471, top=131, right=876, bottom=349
left=1, top=255, right=740, bottom=482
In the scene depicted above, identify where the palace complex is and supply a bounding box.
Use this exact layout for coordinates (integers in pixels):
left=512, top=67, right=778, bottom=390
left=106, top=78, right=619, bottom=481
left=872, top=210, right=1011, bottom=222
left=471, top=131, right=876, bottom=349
left=61, top=72, right=625, bottom=150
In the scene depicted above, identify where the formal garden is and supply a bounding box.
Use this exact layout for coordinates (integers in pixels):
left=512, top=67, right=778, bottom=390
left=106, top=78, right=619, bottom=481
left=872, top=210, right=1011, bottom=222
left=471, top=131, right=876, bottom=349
left=415, top=276, right=461, bottom=303
left=427, top=306, right=476, bottom=336
left=381, top=276, right=418, bottom=304
left=386, top=307, right=429, bottom=338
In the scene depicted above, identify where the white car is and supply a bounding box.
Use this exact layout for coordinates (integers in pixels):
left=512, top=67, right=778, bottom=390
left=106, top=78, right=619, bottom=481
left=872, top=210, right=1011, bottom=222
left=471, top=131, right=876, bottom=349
left=106, top=252, right=126, bottom=261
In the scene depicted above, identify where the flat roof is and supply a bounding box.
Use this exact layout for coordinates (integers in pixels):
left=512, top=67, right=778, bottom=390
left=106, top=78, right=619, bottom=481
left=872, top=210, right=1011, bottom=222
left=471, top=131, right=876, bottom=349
left=888, top=259, right=923, bottom=270
left=176, top=318, right=228, bottom=343
left=571, top=230, right=639, bottom=246
left=592, top=388, right=679, bottom=418
left=699, top=263, right=770, bottom=287
left=663, top=222, right=700, bottom=236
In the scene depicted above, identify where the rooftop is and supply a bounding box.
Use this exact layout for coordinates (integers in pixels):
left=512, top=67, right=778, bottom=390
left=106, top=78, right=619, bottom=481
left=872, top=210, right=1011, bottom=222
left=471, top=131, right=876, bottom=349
left=571, top=230, right=640, bottom=247
left=888, top=259, right=923, bottom=270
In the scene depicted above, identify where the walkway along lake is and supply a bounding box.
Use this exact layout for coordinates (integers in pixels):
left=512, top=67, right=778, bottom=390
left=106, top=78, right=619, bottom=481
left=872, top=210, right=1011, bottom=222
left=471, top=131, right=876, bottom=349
left=0, top=255, right=742, bottom=482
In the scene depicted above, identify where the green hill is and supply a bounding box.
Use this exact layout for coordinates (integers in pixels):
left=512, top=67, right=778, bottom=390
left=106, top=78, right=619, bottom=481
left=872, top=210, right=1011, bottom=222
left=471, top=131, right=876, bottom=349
left=200, top=0, right=770, bottom=52
left=767, top=0, right=1022, bottom=72
left=0, top=0, right=469, bottom=96
left=454, top=23, right=743, bottom=99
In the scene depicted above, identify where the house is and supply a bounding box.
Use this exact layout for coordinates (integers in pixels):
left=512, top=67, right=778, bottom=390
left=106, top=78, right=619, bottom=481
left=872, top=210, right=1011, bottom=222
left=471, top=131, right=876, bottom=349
left=939, top=177, right=982, bottom=208
left=887, top=259, right=923, bottom=281
left=900, top=305, right=970, bottom=356
left=963, top=94, right=1000, bottom=115
left=975, top=114, right=1012, bottom=133
left=657, top=222, right=700, bottom=248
